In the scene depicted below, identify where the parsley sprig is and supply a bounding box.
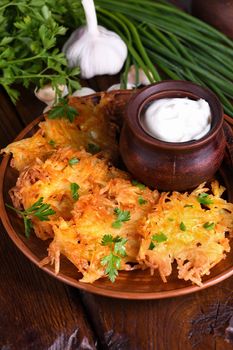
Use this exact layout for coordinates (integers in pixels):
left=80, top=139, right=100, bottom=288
left=101, top=234, right=128, bottom=282
left=112, top=208, right=131, bottom=229
left=6, top=197, right=55, bottom=238
left=48, top=98, right=78, bottom=122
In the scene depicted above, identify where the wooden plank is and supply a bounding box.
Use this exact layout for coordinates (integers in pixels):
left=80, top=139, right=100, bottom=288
left=80, top=279, right=233, bottom=350
left=15, top=86, right=45, bottom=125
left=0, top=223, right=97, bottom=350
left=0, top=89, right=24, bottom=148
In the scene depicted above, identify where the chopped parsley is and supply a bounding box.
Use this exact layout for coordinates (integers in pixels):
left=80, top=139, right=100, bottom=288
left=70, top=182, right=80, bottom=201
left=203, top=222, right=215, bottom=230
left=149, top=241, right=156, bottom=250
left=48, top=139, right=56, bottom=147
left=149, top=232, right=168, bottom=250
left=180, top=222, right=186, bottom=231
left=68, top=157, right=79, bottom=166
left=132, top=179, right=146, bottom=190
left=138, top=196, right=147, bottom=205
left=197, top=193, right=213, bottom=205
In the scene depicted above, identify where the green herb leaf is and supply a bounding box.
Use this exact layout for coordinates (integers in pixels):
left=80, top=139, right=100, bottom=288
left=6, top=197, right=55, bottom=237
left=149, top=232, right=167, bottom=250
left=48, top=98, right=78, bottom=122
left=48, top=139, right=56, bottom=147
left=132, top=180, right=146, bottom=190
left=24, top=217, right=32, bottom=239
left=114, top=238, right=128, bottom=257
left=101, top=254, right=120, bottom=283
left=87, top=143, right=101, bottom=154
left=197, top=193, right=213, bottom=205
left=148, top=241, right=155, bottom=250
left=184, top=204, right=194, bottom=208
left=101, top=234, right=128, bottom=282
left=203, top=222, right=215, bottom=230
left=138, top=196, right=147, bottom=205
left=34, top=204, right=56, bottom=221
left=151, top=233, right=168, bottom=243
left=70, top=182, right=80, bottom=201
left=101, top=234, right=115, bottom=246
left=180, top=222, right=186, bottom=231
left=68, top=157, right=79, bottom=166
left=112, top=208, right=131, bottom=229
left=112, top=221, right=122, bottom=229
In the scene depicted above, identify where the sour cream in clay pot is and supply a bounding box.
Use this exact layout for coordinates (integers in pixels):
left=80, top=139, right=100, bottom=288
left=142, top=97, right=211, bottom=143
left=120, top=81, right=226, bottom=191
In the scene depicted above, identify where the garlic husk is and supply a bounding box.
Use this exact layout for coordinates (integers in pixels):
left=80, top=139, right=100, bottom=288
left=127, top=65, right=153, bottom=86
left=107, top=83, right=135, bottom=92
left=72, top=87, right=96, bottom=97
left=34, top=84, right=68, bottom=105
left=63, top=0, right=127, bottom=79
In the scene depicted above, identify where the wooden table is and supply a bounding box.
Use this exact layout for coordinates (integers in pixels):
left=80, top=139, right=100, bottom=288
left=0, top=79, right=233, bottom=350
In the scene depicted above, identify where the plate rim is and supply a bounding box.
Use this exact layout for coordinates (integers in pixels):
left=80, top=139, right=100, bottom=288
left=0, top=97, right=233, bottom=300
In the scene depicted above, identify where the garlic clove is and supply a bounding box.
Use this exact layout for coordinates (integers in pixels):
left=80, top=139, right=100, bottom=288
left=107, top=83, right=135, bottom=92
left=127, top=65, right=153, bottom=86
left=72, top=87, right=96, bottom=97
left=35, top=84, right=68, bottom=105
left=63, top=0, right=127, bottom=79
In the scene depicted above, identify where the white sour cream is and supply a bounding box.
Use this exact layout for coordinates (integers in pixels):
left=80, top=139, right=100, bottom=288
left=142, top=98, right=211, bottom=142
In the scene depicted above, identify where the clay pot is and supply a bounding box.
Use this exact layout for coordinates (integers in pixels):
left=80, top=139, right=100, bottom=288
left=192, top=0, right=233, bottom=39
left=119, top=81, right=226, bottom=191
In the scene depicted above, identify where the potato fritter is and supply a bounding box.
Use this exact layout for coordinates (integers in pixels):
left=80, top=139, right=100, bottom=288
left=10, top=147, right=129, bottom=240
left=1, top=93, right=119, bottom=171
left=137, top=182, right=233, bottom=286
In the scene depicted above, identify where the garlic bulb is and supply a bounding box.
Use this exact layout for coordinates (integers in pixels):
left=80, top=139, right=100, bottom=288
left=107, top=83, right=135, bottom=92
left=127, top=65, right=153, bottom=86
left=63, top=0, right=127, bottom=79
left=35, top=84, right=68, bottom=105
left=72, top=87, right=96, bottom=97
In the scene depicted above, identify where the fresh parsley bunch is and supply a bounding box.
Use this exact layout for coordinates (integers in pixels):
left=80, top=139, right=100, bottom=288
left=0, top=0, right=84, bottom=103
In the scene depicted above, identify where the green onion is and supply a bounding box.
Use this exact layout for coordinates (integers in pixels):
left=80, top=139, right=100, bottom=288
left=96, top=0, right=233, bottom=118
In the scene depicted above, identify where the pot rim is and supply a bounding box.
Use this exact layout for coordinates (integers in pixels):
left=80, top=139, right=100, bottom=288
left=125, top=80, right=224, bottom=150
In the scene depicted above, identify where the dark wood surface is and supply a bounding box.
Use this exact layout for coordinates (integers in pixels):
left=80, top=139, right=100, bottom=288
left=1, top=1, right=233, bottom=348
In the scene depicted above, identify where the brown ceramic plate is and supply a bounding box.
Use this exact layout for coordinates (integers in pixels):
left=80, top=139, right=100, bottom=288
left=0, top=92, right=233, bottom=300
